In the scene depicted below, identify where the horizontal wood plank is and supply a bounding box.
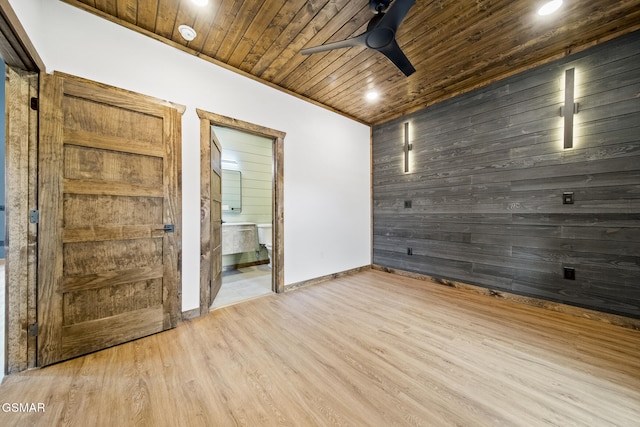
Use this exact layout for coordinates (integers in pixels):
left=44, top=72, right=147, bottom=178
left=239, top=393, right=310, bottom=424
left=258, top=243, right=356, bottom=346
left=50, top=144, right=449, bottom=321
left=60, top=73, right=183, bottom=114
left=63, top=194, right=163, bottom=227
left=64, top=128, right=165, bottom=157
left=62, top=265, right=165, bottom=292
left=63, top=224, right=165, bottom=243
left=64, top=178, right=164, bottom=197
left=60, top=306, right=164, bottom=360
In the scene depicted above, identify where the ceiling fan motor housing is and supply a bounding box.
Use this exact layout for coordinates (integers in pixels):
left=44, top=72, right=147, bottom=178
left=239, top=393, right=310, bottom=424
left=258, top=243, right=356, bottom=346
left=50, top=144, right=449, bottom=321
left=370, top=0, right=392, bottom=14
left=366, top=27, right=395, bottom=49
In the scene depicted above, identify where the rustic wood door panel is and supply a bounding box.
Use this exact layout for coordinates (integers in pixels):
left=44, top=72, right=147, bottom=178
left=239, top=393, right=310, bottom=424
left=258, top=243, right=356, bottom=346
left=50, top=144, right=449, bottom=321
left=209, top=131, right=222, bottom=306
left=38, top=73, right=182, bottom=366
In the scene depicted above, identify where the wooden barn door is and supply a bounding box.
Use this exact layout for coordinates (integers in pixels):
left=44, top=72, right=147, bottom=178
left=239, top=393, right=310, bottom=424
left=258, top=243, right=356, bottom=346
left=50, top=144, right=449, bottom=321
left=37, top=73, right=182, bottom=366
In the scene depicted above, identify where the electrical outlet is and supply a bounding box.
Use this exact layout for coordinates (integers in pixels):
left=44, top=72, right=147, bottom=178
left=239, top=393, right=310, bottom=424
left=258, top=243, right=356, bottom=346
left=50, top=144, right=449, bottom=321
left=407, top=247, right=413, bottom=256
left=563, top=267, right=576, bottom=280
left=404, top=200, right=412, bottom=208
left=563, top=192, right=574, bottom=204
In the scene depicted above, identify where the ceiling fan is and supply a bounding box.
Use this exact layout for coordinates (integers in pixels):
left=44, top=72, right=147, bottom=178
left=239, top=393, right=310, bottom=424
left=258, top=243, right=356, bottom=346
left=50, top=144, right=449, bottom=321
left=300, top=0, right=416, bottom=77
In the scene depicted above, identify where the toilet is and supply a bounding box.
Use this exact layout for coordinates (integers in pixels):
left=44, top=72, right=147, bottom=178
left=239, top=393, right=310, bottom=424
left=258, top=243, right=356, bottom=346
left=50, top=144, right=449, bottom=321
left=257, top=223, right=273, bottom=268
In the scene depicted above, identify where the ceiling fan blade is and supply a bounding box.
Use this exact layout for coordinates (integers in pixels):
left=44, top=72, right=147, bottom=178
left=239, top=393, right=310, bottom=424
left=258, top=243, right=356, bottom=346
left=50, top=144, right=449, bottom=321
left=377, top=39, right=416, bottom=76
left=301, top=34, right=368, bottom=55
left=378, top=0, right=416, bottom=31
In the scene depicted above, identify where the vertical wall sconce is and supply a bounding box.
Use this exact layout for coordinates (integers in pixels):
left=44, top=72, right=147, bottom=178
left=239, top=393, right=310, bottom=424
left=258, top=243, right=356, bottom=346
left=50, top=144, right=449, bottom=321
left=560, top=68, right=579, bottom=149
left=403, top=122, right=412, bottom=172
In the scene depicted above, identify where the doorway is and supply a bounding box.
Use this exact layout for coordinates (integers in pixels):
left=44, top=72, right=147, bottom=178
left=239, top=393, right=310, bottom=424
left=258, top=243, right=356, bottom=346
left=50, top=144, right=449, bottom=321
left=197, top=110, right=285, bottom=316
left=212, top=125, right=273, bottom=308
left=2, top=0, right=46, bottom=374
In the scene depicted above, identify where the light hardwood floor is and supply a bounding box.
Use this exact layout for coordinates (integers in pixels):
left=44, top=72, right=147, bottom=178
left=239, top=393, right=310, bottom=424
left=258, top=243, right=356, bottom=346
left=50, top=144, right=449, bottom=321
left=1, top=270, right=639, bottom=426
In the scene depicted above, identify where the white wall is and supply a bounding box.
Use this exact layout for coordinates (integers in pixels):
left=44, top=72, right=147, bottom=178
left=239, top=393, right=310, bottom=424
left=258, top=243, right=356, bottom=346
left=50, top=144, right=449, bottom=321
left=9, top=0, right=372, bottom=311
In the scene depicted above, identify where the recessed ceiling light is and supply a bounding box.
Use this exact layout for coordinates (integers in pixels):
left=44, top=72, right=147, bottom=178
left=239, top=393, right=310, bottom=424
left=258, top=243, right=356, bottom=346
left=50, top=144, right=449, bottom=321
left=191, top=0, right=209, bottom=6
left=538, top=0, right=563, bottom=16
left=365, top=90, right=379, bottom=101
left=178, top=25, right=197, bottom=41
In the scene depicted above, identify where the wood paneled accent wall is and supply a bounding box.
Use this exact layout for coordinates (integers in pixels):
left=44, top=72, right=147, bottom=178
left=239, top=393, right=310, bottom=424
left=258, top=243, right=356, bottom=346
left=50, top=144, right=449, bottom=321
left=372, top=31, right=640, bottom=319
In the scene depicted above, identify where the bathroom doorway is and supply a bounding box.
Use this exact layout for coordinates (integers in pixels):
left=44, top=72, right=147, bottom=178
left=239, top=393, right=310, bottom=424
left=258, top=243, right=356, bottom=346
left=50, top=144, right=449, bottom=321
left=212, top=125, right=273, bottom=308
left=197, top=109, right=285, bottom=315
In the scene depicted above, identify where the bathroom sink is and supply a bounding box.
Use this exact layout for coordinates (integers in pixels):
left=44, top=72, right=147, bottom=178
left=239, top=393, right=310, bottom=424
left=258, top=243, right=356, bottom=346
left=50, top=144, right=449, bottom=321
left=221, top=223, right=257, bottom=255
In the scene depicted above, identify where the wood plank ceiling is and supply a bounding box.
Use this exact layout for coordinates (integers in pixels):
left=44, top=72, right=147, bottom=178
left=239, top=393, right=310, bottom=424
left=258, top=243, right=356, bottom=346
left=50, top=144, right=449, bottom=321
left=63, top=0, right=640, bottom=125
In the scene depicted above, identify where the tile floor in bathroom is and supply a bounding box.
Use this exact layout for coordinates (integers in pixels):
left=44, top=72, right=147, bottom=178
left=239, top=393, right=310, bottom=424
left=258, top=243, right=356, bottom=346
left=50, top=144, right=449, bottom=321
left=212, top=264, right=273, bottom=309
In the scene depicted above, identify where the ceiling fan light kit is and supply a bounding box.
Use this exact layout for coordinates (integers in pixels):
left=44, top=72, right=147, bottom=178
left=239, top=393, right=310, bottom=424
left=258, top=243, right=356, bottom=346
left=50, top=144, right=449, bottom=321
left=301, top=0, right=416, bottom=77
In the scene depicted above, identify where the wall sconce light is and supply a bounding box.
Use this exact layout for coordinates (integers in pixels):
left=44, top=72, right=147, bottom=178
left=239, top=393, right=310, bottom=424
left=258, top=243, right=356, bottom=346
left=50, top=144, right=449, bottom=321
left=560, top=68, right=579, bottom=149
left=404, top=122, right=412, bottom=172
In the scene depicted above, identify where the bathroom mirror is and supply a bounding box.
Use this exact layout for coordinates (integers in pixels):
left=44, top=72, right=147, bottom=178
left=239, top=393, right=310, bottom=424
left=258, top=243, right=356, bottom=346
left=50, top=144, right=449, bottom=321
left=222, top=169, right=242, bottom=213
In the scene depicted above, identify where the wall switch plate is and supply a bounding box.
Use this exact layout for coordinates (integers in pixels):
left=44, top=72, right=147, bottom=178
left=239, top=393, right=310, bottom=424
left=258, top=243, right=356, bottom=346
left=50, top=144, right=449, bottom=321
left=563, top=267, right=576, bottom=280
left=563, top=192, right=574, bottom=204
left=407, top=247, right=413, bottom=256
left=404, top=200, right=412, bottom=208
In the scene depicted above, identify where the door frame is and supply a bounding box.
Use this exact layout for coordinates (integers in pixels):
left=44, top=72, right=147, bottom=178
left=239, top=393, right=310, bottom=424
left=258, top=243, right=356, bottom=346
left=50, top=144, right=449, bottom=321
left=4, top=66, right=38, bottom=374
left=2, top=0, right=45, bottom=374
left=197, top=109, right=285, bottom=316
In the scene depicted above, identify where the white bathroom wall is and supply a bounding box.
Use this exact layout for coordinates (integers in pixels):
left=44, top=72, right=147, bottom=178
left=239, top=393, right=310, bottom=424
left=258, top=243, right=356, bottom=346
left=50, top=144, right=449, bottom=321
left=9, top=0, right=372, bottom=311
left=216, top=126, right=273, bottom=225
